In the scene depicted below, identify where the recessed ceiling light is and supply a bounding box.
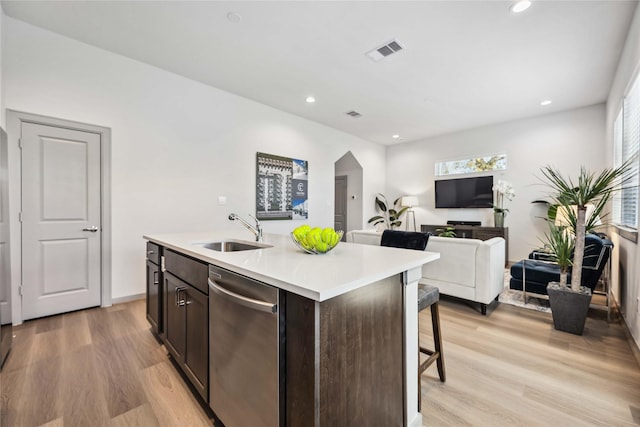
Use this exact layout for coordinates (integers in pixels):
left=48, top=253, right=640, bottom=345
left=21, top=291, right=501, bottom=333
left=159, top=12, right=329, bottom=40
left=392, top=134, right=400, bottom=139
left=226, top=12, right=242, bottom=23
left=510, top=0, right=531, bottom=13
left=540, top=100, right=552, bottom=106
left=306, top=96, right=316, bottom=103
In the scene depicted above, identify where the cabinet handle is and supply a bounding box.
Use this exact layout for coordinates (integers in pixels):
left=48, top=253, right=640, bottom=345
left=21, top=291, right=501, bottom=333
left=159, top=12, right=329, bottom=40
left=153, top=271, right=159, bottom=285
left=147, top=250, right=155, bottom=256
left=208, top=278, right=277, bottom=313
left=176, top=287, right=187, bottom=306
left=175, top=287, right=182, bottom=306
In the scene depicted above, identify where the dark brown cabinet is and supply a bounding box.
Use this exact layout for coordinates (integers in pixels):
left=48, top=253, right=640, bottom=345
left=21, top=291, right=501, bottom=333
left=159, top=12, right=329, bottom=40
left=163, top=249, right=209, bottom=402
left=184, top=286, right=208, bottom=396
left=285, top=274, right=404, bottom=426
left=164, top=273, right=185, bottom=359
left=145, top=242, right=162, bottom=336
left=145, top=241, right=409, bottom=425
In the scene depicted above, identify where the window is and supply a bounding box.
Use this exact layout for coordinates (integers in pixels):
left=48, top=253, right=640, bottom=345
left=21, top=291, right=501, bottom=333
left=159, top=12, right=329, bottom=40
left=435, top=154, right=507, bottom=176
left=614, top=72, right=640, bottom=230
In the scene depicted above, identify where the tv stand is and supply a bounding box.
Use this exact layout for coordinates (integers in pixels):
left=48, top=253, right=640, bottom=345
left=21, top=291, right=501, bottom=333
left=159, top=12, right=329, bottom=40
left=422, top=224, right=509, bottom=265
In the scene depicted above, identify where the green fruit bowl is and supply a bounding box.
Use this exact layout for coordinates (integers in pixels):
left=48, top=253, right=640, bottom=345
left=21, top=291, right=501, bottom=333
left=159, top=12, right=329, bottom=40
left=290, top=230, right=343, bottom=254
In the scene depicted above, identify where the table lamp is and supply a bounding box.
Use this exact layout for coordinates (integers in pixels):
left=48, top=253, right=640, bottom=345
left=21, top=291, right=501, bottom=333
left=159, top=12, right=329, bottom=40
left=401, top=196, right=419, bottom=232
left=555, top=204, right=600, bottom=229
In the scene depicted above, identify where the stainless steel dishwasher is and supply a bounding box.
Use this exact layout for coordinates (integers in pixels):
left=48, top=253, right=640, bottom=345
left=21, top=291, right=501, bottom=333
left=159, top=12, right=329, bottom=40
left=208, top=265, right=281, bottom=427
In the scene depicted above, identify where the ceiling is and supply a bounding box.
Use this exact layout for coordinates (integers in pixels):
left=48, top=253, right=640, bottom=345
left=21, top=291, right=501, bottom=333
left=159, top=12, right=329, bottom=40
left=1, top=1, right=637, bottom=145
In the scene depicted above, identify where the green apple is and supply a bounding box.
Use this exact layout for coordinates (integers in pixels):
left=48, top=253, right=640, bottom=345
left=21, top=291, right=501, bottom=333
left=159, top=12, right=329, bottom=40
left=315, top=240, right=328, bottom=253
left=321, top=227, right=335, bottom=244
left=293, top=224, right=311, bottom=241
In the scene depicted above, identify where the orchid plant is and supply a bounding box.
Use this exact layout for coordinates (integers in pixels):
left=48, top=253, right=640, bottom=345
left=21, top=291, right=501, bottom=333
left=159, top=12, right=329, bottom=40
left=492, top=180, right=515, bottom=214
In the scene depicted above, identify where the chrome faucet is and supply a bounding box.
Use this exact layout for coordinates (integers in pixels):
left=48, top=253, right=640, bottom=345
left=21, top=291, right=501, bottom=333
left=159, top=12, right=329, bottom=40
left=228, top=213, right=263, bottom=242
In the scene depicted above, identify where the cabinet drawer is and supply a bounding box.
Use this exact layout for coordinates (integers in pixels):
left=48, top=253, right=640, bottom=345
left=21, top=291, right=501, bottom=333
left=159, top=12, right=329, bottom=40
left=165, top=249, right=209, bottom=294
left=146, top=242, right=161, bottom=264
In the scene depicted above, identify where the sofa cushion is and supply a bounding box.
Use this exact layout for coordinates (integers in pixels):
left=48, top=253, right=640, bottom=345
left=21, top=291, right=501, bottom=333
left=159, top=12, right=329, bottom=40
left=423, top=237, right=478, bottom=288
left=510, top=259, right=562, bottom=284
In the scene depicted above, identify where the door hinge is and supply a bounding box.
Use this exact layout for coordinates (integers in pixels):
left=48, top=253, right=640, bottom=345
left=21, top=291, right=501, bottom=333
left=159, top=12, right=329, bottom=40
left=18, top=286, right=23, bottom=296
left=18, top=138, right=22, bottom=149
left=18, top=212, right=23, bottom=222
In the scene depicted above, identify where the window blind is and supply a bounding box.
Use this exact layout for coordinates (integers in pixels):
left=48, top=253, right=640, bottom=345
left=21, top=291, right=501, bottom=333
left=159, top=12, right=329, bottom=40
left=613, top=110, right=623, bottom=224
left=619, top=73, right=640, bottom=229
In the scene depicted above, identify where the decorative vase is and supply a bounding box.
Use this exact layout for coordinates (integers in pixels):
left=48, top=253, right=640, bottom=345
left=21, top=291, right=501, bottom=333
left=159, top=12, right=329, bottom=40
left=547, top=282, right=592, bottom=335
left=494, top=211, right=505, bottom=228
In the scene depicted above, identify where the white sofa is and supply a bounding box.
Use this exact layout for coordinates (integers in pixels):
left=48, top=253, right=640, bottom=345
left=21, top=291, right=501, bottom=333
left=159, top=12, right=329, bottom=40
left=346, top=230, right=505, bottom=314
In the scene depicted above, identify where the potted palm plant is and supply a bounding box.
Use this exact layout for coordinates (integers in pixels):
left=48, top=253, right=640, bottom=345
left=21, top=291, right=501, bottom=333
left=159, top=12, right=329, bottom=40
left=367, top=193, right=408, bottom=230
left=541, top=163, right=630, bottom=291
left=543, top=223, right=591, bottom=334
left=540, top=162, right=631, bottom=334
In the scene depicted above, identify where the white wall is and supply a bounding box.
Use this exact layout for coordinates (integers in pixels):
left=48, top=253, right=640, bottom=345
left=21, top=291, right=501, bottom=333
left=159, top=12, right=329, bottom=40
left=0, top=9, right=4, bottom=127
left=3, top=17, right=386, bottom=310
left=605, top=4, right=640, bottom=351
left=385, top=104, right=607, bottom=263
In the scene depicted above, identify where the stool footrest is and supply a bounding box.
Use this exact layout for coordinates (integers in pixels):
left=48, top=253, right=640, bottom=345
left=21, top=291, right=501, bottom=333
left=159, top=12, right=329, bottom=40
left=419, top=351, right=440, bottom=375
left=420, top=346, right=435, bottom=356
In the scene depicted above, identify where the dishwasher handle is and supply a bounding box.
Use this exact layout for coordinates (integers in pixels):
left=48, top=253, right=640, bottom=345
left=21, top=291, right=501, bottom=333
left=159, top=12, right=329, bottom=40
left=208, top=278, right=277, bottom=314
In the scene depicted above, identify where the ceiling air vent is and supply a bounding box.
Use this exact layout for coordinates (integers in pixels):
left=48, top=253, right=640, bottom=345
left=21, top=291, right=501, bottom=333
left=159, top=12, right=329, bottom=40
left=366, top=39, right=404, bottom=62
left=345, top=110, right=362, bottom=118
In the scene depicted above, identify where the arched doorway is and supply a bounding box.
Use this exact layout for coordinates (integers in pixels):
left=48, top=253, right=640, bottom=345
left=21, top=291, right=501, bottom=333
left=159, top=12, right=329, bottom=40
left=335, top=151, right=363, bottom=238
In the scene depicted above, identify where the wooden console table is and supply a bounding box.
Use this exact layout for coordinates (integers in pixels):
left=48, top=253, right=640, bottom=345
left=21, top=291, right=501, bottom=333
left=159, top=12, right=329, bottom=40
left=421, top=224, right=509, bottom=265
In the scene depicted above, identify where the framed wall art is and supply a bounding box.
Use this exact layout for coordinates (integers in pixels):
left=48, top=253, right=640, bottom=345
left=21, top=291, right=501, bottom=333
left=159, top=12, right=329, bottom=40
left=256, top=152, right=308, bottom=220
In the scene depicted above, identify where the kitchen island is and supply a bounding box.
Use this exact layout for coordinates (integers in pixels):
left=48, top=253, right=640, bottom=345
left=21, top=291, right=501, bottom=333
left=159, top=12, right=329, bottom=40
left=144, top=231, right=439, bottom=427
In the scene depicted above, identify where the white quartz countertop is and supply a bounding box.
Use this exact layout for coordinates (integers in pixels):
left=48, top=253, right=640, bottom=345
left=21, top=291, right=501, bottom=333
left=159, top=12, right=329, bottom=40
left=144, top=231, right=439, bottom=302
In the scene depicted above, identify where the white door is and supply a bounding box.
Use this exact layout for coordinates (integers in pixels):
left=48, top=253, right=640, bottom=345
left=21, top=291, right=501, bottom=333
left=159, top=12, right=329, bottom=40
left=0, top=128, right=12, bottom=335
left=21, top=122, right=101, bottom=320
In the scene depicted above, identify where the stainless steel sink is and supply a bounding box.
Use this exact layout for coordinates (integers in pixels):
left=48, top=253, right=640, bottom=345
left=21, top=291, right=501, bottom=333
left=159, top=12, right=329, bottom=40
left=194, top=240, right=272, bottom=252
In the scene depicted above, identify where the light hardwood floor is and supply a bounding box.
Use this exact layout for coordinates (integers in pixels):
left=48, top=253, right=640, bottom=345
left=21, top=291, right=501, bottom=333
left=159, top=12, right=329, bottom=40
left=0, top=301, right=213, bottom=427
left=1, top=297, right=639, bottom=426
left=420, top=298, right=640, bottom=426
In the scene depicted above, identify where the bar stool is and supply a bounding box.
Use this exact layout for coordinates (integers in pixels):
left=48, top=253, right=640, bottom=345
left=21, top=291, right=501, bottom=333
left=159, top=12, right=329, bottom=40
left=418, top=283, right=445, bottom=409
left=379, top=230, right=446, bottom=409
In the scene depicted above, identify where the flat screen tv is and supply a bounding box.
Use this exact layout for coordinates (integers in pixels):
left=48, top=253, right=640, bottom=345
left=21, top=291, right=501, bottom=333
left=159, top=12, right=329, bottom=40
left=435, top=176, right=494, bottom=208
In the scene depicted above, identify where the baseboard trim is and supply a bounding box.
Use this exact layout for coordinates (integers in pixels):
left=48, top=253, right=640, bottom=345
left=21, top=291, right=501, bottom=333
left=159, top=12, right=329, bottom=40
left=112, top=293, right=145, bottom=304
left=607, top=298, right=640, bottom=368
left=619, top=307, right=640, bottom=369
